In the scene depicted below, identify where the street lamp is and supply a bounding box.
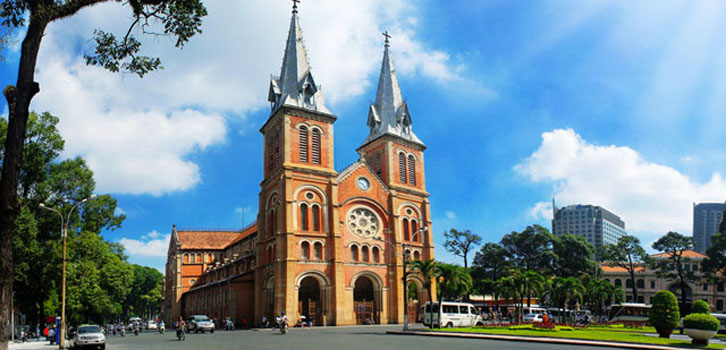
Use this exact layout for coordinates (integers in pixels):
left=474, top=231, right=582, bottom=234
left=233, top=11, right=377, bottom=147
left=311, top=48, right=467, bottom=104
left=373, top=226, right=428, bottom=332
left=40, top=195, right=96, bottom=350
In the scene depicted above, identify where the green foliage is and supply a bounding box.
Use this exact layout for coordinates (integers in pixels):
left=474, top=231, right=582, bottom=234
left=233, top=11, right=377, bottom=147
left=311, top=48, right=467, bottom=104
left=443, top=228, right=482, bottom=268
left=500, top=225, right=556, bottom=274
left=546, top=276, right=586, bottom=323
left=683, top=313, right=719, bottom=331
left=582, top=276, right=624, bottom=316
left=409, top=259, right=439, bottom=317
left=436, top=262, right=472, bottom=300
left=602, top=235, right=649, bottom=301
left=650, top=232, right=697, bottom=306
left=702, top=232, right=726, bottom=278
left=649, top=290, right=680, bottom=332
left=692, top=300, right=711, bottom=314
left=552, top=233, right=597, bottom=277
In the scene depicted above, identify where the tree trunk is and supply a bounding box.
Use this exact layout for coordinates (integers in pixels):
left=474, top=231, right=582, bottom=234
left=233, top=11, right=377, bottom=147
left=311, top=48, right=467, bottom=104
left=0, top=15, right=48, bottom=350
left=629, top=269, right=638, bottom=302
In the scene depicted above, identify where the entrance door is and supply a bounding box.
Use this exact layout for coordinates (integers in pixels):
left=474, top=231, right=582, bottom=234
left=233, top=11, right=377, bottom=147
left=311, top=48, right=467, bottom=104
left=298, top=277, right=322, bottom=326
left=354, top=276, right=376, bottom=324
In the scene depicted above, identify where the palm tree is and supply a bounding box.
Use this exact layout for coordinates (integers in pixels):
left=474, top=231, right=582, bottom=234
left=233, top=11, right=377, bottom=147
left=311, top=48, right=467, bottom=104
left=409, top=259, right=440, bottom=323
left=437, top=263, right=473, bottom=300
left=523, top=270, right=546, bottom=308
left=584, top=277, right=624, bottom=317
left=547, top=276, right=586, bottom=323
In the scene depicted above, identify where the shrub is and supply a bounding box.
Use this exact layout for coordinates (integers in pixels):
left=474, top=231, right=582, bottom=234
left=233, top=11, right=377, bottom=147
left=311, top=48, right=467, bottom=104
left=649, top=290, right=680, bottom=336
left=692, top=300, right=710, bottom=314
left=683, top=313, right=719, bottom=331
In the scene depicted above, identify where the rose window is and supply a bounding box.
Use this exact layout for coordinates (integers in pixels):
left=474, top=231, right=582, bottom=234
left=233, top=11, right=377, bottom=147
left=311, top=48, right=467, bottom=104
left=347, top=208, right=380, bottom=238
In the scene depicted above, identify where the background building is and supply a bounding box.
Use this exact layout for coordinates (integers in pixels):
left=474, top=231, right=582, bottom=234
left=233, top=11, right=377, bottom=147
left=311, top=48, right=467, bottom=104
left=693, top=202, right=725, bottom=253
left=551, top=201, right=626, bottom=255
left=602, top=250, right=726, bottom=313
left=163, top=5, right=435, bottom=327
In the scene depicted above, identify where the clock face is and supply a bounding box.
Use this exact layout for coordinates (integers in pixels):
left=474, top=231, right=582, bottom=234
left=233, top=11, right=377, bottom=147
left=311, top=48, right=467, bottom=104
left=357, top=177, right=370, bottom=190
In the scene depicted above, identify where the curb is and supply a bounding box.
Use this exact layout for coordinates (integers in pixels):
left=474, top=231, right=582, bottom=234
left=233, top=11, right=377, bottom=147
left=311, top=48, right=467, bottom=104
left=386, top=331, right=694, bottom=350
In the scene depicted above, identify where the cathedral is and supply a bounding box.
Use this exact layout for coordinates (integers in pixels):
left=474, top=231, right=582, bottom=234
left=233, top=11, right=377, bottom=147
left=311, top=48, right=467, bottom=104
left=163, top=3, right=434, bottom=326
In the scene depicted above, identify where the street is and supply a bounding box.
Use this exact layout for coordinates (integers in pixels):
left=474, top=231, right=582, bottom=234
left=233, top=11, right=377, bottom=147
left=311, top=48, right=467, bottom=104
left=95, top=325, right=609, bottom=350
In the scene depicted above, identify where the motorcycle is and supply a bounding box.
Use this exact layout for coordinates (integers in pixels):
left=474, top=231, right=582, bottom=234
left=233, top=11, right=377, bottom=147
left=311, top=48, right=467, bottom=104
left=120, top=328, right=125, bottom=337
left=225, top=319, right=234, bottom=331
left=159, top=324, right=165, bottom=334
left=177, top=326, right=186, bottom=341
left=134, top=327, right=139, bottom=336
left=279, top=320, right=288, bottom=334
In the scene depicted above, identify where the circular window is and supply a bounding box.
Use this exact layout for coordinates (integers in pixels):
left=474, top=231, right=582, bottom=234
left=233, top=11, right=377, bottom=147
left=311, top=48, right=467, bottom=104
left=406, top=208, right=413, bottom=215
left=305, top=192, right=314, bottom=200
left=346, top=207, right=380, bottom=238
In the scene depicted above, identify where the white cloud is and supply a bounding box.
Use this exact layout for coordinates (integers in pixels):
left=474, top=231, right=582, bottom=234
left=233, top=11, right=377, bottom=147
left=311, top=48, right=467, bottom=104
left=119, top=233, right=171, bottom=258
left=515, top=129, right=726, bottom=241
left=445, top=210, right=457, bottom=220
left=528, top=201, right=553, bottom=221
left=26, top=1, right=472, bottom=196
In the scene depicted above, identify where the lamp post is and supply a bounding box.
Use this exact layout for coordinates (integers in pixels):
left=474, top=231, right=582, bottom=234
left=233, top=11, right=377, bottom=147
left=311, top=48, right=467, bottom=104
left=40, top=195, right=96, bottom=350
left=374, top=226, right=428, bottom=332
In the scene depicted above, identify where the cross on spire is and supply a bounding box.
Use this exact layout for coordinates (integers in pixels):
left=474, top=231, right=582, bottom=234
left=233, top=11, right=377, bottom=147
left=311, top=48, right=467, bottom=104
left=292, top=0, right=300, bottom=14
left=382, top=31, right=391, bottom=47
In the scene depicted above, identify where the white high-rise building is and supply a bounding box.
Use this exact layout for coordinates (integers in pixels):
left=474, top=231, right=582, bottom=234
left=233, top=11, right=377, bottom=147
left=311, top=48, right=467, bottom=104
left=551, top=200, right=627, bottom=256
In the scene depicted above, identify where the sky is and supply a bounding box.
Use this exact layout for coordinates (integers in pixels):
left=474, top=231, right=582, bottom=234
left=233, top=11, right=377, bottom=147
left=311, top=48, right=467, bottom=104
left=3, top=0, right=726, bottom=272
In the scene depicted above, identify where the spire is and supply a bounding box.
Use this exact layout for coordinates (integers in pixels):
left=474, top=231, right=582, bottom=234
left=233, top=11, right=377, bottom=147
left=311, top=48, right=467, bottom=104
left=364, top=32, right=423, bottom=146
left=268, top=1, right=330, bottom=115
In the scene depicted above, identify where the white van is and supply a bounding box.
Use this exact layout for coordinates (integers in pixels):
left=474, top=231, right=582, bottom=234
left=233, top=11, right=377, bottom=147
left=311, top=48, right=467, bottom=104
left=422, top=301, right=483, bottom=328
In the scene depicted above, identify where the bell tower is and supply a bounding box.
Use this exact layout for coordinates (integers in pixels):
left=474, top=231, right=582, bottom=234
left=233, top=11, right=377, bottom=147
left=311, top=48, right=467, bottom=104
left=256, top=0, right=338, bottom=324
left=357, top=33, right=426, bottom=193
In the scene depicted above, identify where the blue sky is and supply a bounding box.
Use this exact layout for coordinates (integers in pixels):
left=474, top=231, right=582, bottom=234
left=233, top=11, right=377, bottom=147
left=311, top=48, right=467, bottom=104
left=4, top=0, right=726, bottom=271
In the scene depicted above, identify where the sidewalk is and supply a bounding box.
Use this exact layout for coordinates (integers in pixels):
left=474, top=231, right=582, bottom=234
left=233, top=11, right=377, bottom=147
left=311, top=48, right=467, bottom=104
left=387, top=330, right=705, bottom=350
left=8, top=341, right=59, bottom=350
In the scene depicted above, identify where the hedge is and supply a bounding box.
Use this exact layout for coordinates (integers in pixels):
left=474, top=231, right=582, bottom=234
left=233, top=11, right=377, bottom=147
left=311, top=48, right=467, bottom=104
left=692, top=300, right=710, bottom=314
left=649, top=290, right=680, bottom=332
left=683, top=313, right=719, bottom=331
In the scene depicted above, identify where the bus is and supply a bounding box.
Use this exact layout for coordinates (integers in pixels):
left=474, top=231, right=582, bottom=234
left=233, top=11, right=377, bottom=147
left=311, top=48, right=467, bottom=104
left=712, top=313, right=726, bottom=333
left=607, top=303, right=650, bottom=325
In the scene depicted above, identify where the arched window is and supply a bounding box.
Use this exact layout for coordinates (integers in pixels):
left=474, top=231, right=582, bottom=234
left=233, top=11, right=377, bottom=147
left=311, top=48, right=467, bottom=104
left=411, top=220, right=419, bottom=242
left=184, top=254, right=189, bottom=263
left=272, top=131, right=280, bottom=167
left=301, top=242, right=310, bottom=260
left=626, top=279, right=633, bottom=288
left=403, top=219, right=410, bottom=241
left=207, top=253, right=213, bottom=263
left=637, top=279, right=645, bottom=289
left=413, top=251, right=421, bottom=260
left=312, top=128, right=321, bottom=164
left=301, top=204, right=309, bottom=230
left=312, top=205, right=320, bottom=231
left=405, top=249, right=412, bottom=260
left=299, top=126, right=309, bottom=163
left=372, top=247, right=380, bottom=263
left=313, top=242, right=323, bottom=260
left=362, top=246, right=370, bottom=262
left=399, top=152, right=407, bottom=183
left=196, top=254, right=201, bottom=263
left=267, top=135, right=274, bottom=172
left=615, top=279, right=622, bottom=287
left=351, top=245, right=359, bottom=261
left=408, top=155, right=416, bottom=185
left=375, top=153, right=382, bottom=177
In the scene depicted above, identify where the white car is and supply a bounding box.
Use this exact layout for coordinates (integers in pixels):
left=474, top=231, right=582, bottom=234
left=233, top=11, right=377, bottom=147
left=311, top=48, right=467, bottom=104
left=146, top=321, right=158, bottom=330
left=523, top=313, right=544, bottom=323
left=72, top=325, right=105, bottom=350
left=188, top=315, right=215, bottom=333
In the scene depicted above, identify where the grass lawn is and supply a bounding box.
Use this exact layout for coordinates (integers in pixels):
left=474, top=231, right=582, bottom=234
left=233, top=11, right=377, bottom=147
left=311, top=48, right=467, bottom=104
left=429, top=326, right=725, bottom=349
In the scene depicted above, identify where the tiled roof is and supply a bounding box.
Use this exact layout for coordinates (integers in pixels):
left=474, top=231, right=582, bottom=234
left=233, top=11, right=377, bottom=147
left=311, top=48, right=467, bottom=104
left=227, top=224, right=258, bottom=246
left=601, top=264, right=647, bottom=273
left=176, top=230, right=244, bottom=250
left=650, top=250, right=706, bottom=259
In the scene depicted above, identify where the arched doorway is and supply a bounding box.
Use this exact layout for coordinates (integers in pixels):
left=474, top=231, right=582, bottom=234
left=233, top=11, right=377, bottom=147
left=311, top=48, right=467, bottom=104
left=298, top=277, right=322, bottom=326
left=262, top=275, right=275, bottom=320
left=354, top=276, right=376, bottom=324
left=407, top=280, right=421, bottom=323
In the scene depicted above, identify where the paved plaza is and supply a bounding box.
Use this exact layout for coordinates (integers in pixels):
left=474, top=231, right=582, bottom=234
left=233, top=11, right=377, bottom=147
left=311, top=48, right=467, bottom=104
left=9, top=325, right=627, bottom=350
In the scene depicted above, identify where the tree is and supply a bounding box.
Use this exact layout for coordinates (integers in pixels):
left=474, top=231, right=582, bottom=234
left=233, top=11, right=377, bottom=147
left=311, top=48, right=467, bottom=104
left=496, top=273, right=526, bottom=322
left=443, top=229, right=482, bottom=268
left=602, top=235, right=649, bottom=303
left=500, top=225, right=556, bottom=274
left=552, top=234, right=598, bottom=278
left=546, top=276, right=585, bottom=323
left=702, top=232, right=726, bottom=281
left=436, top=263, right=473, bottom=300
left=125, top=265, right=164, bottom=319
left=471, top=243, right=509, bottom=303
left=649, top=290, right=679, bottom=338
left=409, top=259, right=439, bottom=328
left=0, top=1, right=207, bottom=347
left=582, top=276, right=623, bottom=317
left=651, top=232, right=697, bottom=311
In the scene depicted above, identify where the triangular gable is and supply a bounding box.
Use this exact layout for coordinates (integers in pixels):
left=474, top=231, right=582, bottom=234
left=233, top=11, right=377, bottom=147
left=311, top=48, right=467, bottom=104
left=336, top=158, right=390, bottom=194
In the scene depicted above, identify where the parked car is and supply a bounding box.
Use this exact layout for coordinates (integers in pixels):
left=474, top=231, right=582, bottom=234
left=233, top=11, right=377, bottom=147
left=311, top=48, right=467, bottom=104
left=188, top=315, right=215, bottom=333
left=146, top=321, right=157, bottom=330
left=523, top=313, right=544, bottom=323
left=72, top=325, right=105, bottom=350
left=127, top=317, right=143, bottom=331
